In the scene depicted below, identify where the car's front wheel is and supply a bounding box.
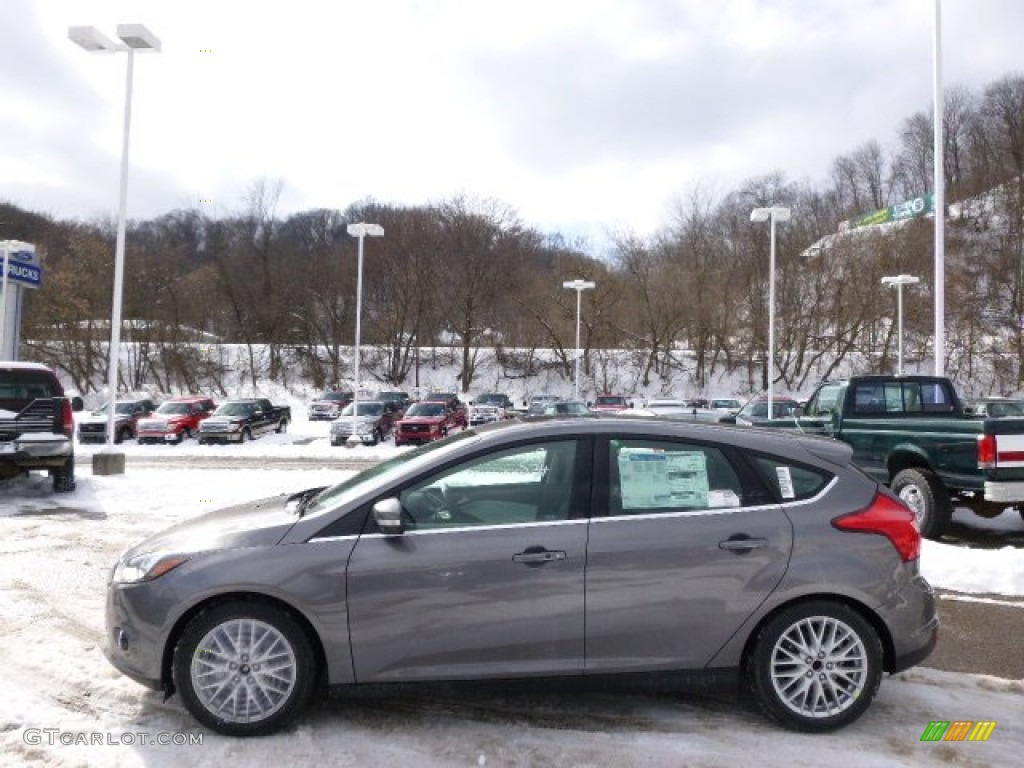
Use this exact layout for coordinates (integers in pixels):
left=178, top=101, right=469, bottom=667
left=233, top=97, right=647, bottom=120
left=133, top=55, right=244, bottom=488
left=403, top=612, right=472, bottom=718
left=748, top=601, right=883, bottom=732
left=173, top=601, right=317, bottom=737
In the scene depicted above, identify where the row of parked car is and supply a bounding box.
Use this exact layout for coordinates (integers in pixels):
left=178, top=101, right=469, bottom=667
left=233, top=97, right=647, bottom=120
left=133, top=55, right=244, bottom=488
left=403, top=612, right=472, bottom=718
left=76, top=396, right=292, bottom=445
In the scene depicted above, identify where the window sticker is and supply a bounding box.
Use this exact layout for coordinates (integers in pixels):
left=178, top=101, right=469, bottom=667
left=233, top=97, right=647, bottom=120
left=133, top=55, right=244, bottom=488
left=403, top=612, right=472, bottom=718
left=618, top=448, right=709, bottom=509
left=775, top=466, right=796, bottom=499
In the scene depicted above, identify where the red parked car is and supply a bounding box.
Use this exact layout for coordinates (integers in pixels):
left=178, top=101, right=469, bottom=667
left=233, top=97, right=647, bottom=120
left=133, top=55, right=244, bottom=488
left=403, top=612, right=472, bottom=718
left=422, top=392, right=467, bottom=428
left=394, top=401, right=459, bottom=446
left=591, top=394, right=631, bottom=413
left=136, top=397, right=217, bottom=444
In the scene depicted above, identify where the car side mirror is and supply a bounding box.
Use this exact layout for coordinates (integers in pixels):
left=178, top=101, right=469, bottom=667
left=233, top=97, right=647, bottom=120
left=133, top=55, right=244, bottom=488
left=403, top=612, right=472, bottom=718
left=373, top=498, right=404, bottom=535
left=71, top=396, right=84, bottom=412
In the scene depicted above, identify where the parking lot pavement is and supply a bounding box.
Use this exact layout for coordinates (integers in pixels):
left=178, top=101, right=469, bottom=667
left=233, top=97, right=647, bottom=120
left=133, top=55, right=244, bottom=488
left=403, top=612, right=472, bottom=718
left=928, top=591, right=1024, bottom=679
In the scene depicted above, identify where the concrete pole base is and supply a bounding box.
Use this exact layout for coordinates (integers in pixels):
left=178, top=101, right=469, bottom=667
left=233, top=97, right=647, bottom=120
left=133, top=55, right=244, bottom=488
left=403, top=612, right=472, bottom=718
left=92, top=451, right=126, bottom=476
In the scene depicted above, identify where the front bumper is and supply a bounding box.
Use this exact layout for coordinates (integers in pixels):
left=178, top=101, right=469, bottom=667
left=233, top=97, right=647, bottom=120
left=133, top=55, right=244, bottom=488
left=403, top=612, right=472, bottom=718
left=198, top=431, right=245, bottom=443
left=104, top=580, right=169, bottom=692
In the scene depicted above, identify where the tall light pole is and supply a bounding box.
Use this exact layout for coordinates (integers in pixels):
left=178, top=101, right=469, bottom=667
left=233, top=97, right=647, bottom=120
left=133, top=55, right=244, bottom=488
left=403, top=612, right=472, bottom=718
left=69, top=24, right=160, bottom=472
left=345, top=222, right=384, bottom=446
left=932, top=0, right=945, bottom=376
left=562, top=279, right=595, bottom=401
left=882, top=274, right=921, bottom=376
left=750, top=206, right=791, bottom=419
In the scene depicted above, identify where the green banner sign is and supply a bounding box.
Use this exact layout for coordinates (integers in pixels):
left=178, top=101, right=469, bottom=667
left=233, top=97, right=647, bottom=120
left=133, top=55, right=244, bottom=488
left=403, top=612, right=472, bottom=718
left=846, top=194, right=935, bottom=230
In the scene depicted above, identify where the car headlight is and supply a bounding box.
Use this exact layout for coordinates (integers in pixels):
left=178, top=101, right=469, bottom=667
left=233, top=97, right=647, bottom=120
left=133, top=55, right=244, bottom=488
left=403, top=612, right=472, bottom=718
left=112, top=552, right=190, bottom=584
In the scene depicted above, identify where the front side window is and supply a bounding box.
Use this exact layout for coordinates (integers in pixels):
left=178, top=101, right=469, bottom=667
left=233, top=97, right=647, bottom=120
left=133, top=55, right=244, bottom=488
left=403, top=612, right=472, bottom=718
left=399, top=440, right=578, bottom=530
left=609, top=439, right=745, bottom=515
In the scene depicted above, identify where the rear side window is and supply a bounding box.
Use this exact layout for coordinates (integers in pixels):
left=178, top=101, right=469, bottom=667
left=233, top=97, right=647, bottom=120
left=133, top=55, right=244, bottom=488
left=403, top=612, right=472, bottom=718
left=853, top=381, right=956, bottom=415
left=749, top=455, right=832, bottom=501
left=609, top=439, right=745, bottom=514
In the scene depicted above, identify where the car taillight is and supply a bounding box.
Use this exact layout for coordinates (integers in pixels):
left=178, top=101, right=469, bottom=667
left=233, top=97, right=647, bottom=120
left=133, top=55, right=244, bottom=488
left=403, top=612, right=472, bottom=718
left=977, top=434, right=996, bottom=468
left=832, top=492, right=920, bottom=562
left=62, top=398, right=74, bottom=438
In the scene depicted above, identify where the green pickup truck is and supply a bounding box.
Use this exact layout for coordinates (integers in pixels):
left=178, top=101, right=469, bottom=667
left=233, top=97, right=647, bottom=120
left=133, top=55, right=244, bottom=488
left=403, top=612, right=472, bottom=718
left=754, top=375, right=1024, bottom=539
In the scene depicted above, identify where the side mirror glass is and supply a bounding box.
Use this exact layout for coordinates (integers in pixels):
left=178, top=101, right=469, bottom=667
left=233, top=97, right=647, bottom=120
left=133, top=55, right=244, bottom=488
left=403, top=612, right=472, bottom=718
left=373, top=498, right=404, bottom=535
left=71, top=396, right=84, bottom=412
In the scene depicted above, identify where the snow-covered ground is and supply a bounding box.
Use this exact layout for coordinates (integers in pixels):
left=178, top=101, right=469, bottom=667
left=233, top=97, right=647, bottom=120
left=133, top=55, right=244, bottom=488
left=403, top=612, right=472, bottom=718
left=1, top=412, right=1022, bottom=767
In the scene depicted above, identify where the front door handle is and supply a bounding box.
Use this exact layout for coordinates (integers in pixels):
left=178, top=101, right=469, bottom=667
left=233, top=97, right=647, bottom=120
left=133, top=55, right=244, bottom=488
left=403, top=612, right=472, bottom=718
left=718, top=536, right=769, bottom=553
left=513, top=547, right=567, bottom=567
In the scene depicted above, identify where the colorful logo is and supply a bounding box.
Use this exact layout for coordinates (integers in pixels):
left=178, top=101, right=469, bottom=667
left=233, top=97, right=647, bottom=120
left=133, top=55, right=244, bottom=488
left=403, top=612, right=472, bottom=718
left=920, top=721, right=996, bottom=742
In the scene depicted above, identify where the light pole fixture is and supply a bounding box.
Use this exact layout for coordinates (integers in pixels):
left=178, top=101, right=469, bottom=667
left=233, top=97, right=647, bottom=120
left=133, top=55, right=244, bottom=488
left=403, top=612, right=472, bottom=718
left=882, top=274, right=921, bottom=376
left=69, top=23, right=160, bottom=472
left=562, top=279, right=596, bottom=401
left=346, top=222, right=384, bottom=446
left=932, top=0, right=945, bottom=377
left=750, top=206, right=791, bottom=420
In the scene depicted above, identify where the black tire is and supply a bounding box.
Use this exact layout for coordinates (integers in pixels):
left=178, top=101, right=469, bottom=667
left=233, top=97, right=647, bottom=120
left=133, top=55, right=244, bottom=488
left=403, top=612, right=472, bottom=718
left=172, top=601, right=317, bottom=737
left=276, top=419, right=288, bottom=434
left=330, top=439, right=341, bottom=447
left=114, top=427, right=130, bottom=445
left=891, top=467, right=952, bottom=539
left=242, top=427, right=253, bottom=441
left=51, top=456, right=76, bottom=493
left=180, top=428, right=192, bottom=443
left=748, top=601, right=883, bottom=732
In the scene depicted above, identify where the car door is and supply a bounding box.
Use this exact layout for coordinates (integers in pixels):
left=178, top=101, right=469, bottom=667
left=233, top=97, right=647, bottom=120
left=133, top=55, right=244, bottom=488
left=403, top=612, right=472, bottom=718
left=584, top=436, right=792, bottom=672
left=346, top=438, right=590, bottom=682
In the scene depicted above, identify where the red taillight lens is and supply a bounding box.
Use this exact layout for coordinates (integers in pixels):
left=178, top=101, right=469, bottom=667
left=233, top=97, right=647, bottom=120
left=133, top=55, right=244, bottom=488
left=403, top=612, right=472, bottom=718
left=833, top=492, right=921, bottom=562
left=62, top=398, right=74, bottom=438
left=978, top=434, right=996, bottom=468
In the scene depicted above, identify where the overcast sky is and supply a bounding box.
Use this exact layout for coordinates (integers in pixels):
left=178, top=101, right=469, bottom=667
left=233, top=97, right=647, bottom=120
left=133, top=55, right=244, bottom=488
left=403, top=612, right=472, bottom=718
left=2, top=0, right=1022, bottom=248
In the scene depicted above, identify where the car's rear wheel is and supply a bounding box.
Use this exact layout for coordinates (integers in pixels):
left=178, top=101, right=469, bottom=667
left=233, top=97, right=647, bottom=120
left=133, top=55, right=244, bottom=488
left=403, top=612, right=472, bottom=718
left=173, top=601, right=317, bottom=737
left=891, top=467, right=952, bottom=539
left=748, top=601, right=882, bottom=731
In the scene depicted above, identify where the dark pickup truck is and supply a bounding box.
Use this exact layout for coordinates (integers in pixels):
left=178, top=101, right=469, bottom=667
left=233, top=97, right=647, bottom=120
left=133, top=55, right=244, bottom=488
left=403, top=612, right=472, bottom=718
left=0, top=361, right=83, bottom=492
left=197, top=398, right=290, bottom=444
left=754, top=375, right=1024, bottom=538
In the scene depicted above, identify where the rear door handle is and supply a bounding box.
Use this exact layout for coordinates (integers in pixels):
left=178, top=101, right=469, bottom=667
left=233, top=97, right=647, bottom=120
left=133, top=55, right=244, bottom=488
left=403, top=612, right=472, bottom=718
left=718, top=536, right=769, bottom=553
left=513, top=548, right=567, bottom=566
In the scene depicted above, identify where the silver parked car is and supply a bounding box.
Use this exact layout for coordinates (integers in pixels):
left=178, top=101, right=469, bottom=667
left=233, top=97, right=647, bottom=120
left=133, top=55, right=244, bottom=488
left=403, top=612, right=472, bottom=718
left=104, top=418, right=936, bottom=737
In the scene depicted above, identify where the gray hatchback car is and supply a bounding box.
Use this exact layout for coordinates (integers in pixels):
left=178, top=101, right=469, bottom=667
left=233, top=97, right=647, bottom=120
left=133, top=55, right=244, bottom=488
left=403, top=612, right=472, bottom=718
left=104, top=418, right=937, bottom=736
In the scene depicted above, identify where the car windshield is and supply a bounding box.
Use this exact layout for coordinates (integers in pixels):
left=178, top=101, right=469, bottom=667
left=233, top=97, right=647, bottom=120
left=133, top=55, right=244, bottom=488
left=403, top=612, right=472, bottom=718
left=304, top=431, right=478, bottom=516
left=984, top=401, right=1024, bottom=417
left=94, top=402, right=138, bottom=415
left=341, top=402, right=384, bottom=416
left=215, top=402, right=255, bottom=416
left=155, top=402, right=191, bottom=415
left=407, top=402, right=445, bottom=417
left=319, top=392, right=351, bottom=402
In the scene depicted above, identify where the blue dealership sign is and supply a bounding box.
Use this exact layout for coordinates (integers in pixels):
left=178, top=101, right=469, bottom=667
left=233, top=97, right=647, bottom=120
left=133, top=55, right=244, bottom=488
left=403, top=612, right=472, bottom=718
left=4, top=259, right=42, bottom=288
